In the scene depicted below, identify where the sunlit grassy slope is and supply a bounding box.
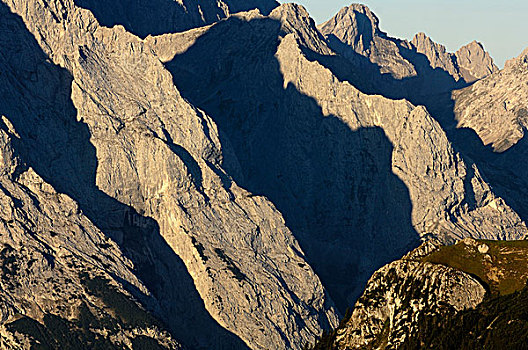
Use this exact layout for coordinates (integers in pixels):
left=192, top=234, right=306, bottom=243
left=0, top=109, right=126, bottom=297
left=422, top=239, right=528, bottom=295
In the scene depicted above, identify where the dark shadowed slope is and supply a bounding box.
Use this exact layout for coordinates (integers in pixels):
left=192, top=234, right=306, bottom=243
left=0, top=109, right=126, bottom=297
left=310, top=4, right=528, bottom=238
left=165, top=14, right=420, bottom=312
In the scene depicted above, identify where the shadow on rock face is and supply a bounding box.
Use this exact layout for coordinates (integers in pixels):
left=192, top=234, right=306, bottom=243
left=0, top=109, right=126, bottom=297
left=165, top=16, right=421, bottom=312
left=73, top=0, right=278, bottom=38
left=0, top=4, right=249, bottom=349
left=307, top=29, right=528, bottom=229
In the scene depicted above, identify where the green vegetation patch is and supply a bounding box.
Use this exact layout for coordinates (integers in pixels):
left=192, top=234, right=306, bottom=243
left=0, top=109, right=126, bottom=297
left=303, top=309, right=352, bottom=350
left=1, top=243, right=19, bottom=277
left=5, top=312, right=118, bottom=350
left=309, top=239, right=528, bottom=349
left=80, top=273, right=160, bottom=329
left=131, top=335, right=166, bottom=350
left=5, top=273, right=170, bottom=350
left=5, top=315, right=53, bottom=350
left=421, top=239, right=528, bottom=295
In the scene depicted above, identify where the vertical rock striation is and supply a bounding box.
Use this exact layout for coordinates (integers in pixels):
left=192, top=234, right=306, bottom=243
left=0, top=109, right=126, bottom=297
left=0, top=1, right=338, bottom=349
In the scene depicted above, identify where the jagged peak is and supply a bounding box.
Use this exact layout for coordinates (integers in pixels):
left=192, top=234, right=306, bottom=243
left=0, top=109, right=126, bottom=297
left=455, top=40, right=492, bottom=60
left=505, top=47, right=528, bottom=69
left=461, top=40, right=484, bottom=50
left=455, top=40, right=498, bottom=80
left=412, top=32, right=432, bottom=43
left=270, top=3, right=332, bottom=55
left=231, top=7, right=264, bottom=21
left=318, top=3, right=381, bottom=37
left=338, top=3, right=380, bottom=29
left=317, top=3, right=386, bottom=55
left=411, top=32, right=448, bottom=54
left=270, top=2, right=313, bottom=25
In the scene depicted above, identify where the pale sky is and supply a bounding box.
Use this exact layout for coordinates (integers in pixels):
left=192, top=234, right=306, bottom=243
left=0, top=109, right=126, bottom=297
left=278, top=0, right=528, bottom=67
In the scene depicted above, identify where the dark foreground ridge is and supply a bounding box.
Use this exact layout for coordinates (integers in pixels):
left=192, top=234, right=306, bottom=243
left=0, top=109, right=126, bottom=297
left=310, top=239, right=528, bottom=350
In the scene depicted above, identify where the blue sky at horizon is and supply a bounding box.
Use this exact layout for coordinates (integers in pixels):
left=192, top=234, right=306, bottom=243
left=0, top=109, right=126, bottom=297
left=277, top=0, right=528, bottom=67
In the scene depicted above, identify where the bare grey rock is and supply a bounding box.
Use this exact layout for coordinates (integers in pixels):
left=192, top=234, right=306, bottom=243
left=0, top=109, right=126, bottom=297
left=454, top=47, right=528, bottom=152
left=411, top=32, right=461, bottom=79
left=0, top=1, right=526, bottom=349
left=0, top=127, right=181, bottom=348
left=318, top=4, right=417, bottom=80
left=0, top=1, right=338, bottom=349
left=455, top=40, right=498, bottom=82
left=160, top=2, right=527, bottom=315
left=318, top=4, right=497, bottom=98
left=277, top=33, right=527, bottom=239
left=411, top=33, right=498, bottom=83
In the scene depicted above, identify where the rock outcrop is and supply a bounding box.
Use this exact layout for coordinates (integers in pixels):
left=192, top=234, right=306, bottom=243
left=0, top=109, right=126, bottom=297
left=411, top=33, right=498, bottom=83
left=335, top=253, right=486, bottom=349
left=318, top=239, right=528, bottom=349
left=0, top=1, right=526, bottom=349
left=454, top=47, right=528, bottom=152
left=454, top=40, right=498, bottom=83
left=318, top=4, right=417, bottom=80
left=318, top=4, right=498, bottom=103
left=0, top=122, right=180, bottom=348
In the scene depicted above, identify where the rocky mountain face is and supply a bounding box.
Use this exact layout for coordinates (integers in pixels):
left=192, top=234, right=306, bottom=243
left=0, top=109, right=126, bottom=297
left=454, top=48, right=528, bottom=152
left=410, top=33, right=497, bottom=84
left=334, top=242, right=486, bottom=349
left=160, top=1, right=525, bottom=310
left=0, top=1, right=338, bottom=349
left=450, top=46, right=528, bottom=244
left=317, top=4, right=498, bottom=110
left=0, top=115, right=179, bottom=347
left=0, top=1, right=526, bottom=349
left=318, top=4, right=417, bottom=80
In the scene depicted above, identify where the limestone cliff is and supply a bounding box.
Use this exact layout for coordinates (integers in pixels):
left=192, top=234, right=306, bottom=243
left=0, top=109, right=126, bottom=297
left=318, top=4, right=498, bottom=101
left=0, top=1, right=526, bottom=349
left=0, top=121, right=180, bottom=348
left=318, top=4, right=417, bottom=80
left=0, top=1, right=337, bottom=349
left=156, top=2, right=527, bottom=314
left=454, top=47, right=528, bottom=152
left=73, top=0, right=279, bottom=37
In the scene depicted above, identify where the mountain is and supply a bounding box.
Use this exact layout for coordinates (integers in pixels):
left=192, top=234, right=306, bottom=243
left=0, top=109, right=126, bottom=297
left=154, top=1, right=527, bottom=316
left=316, top=3, right=499, bottom=122
left=449, top=46, right=528, bottom=244
left=0, top=1, right=527, bottom=349
left=0, top=122, right=180, bottom=348
left=454, top=47, right=528, bottom=152
left=318, top=5, right=497, bottom=85
left=0, top=1, right=337, bottom=349
left=318, top=4, right=417, bottom=80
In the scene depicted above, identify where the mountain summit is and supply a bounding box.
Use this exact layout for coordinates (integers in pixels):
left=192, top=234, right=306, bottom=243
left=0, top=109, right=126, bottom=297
left=319, top=5, right=497, bottom=84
